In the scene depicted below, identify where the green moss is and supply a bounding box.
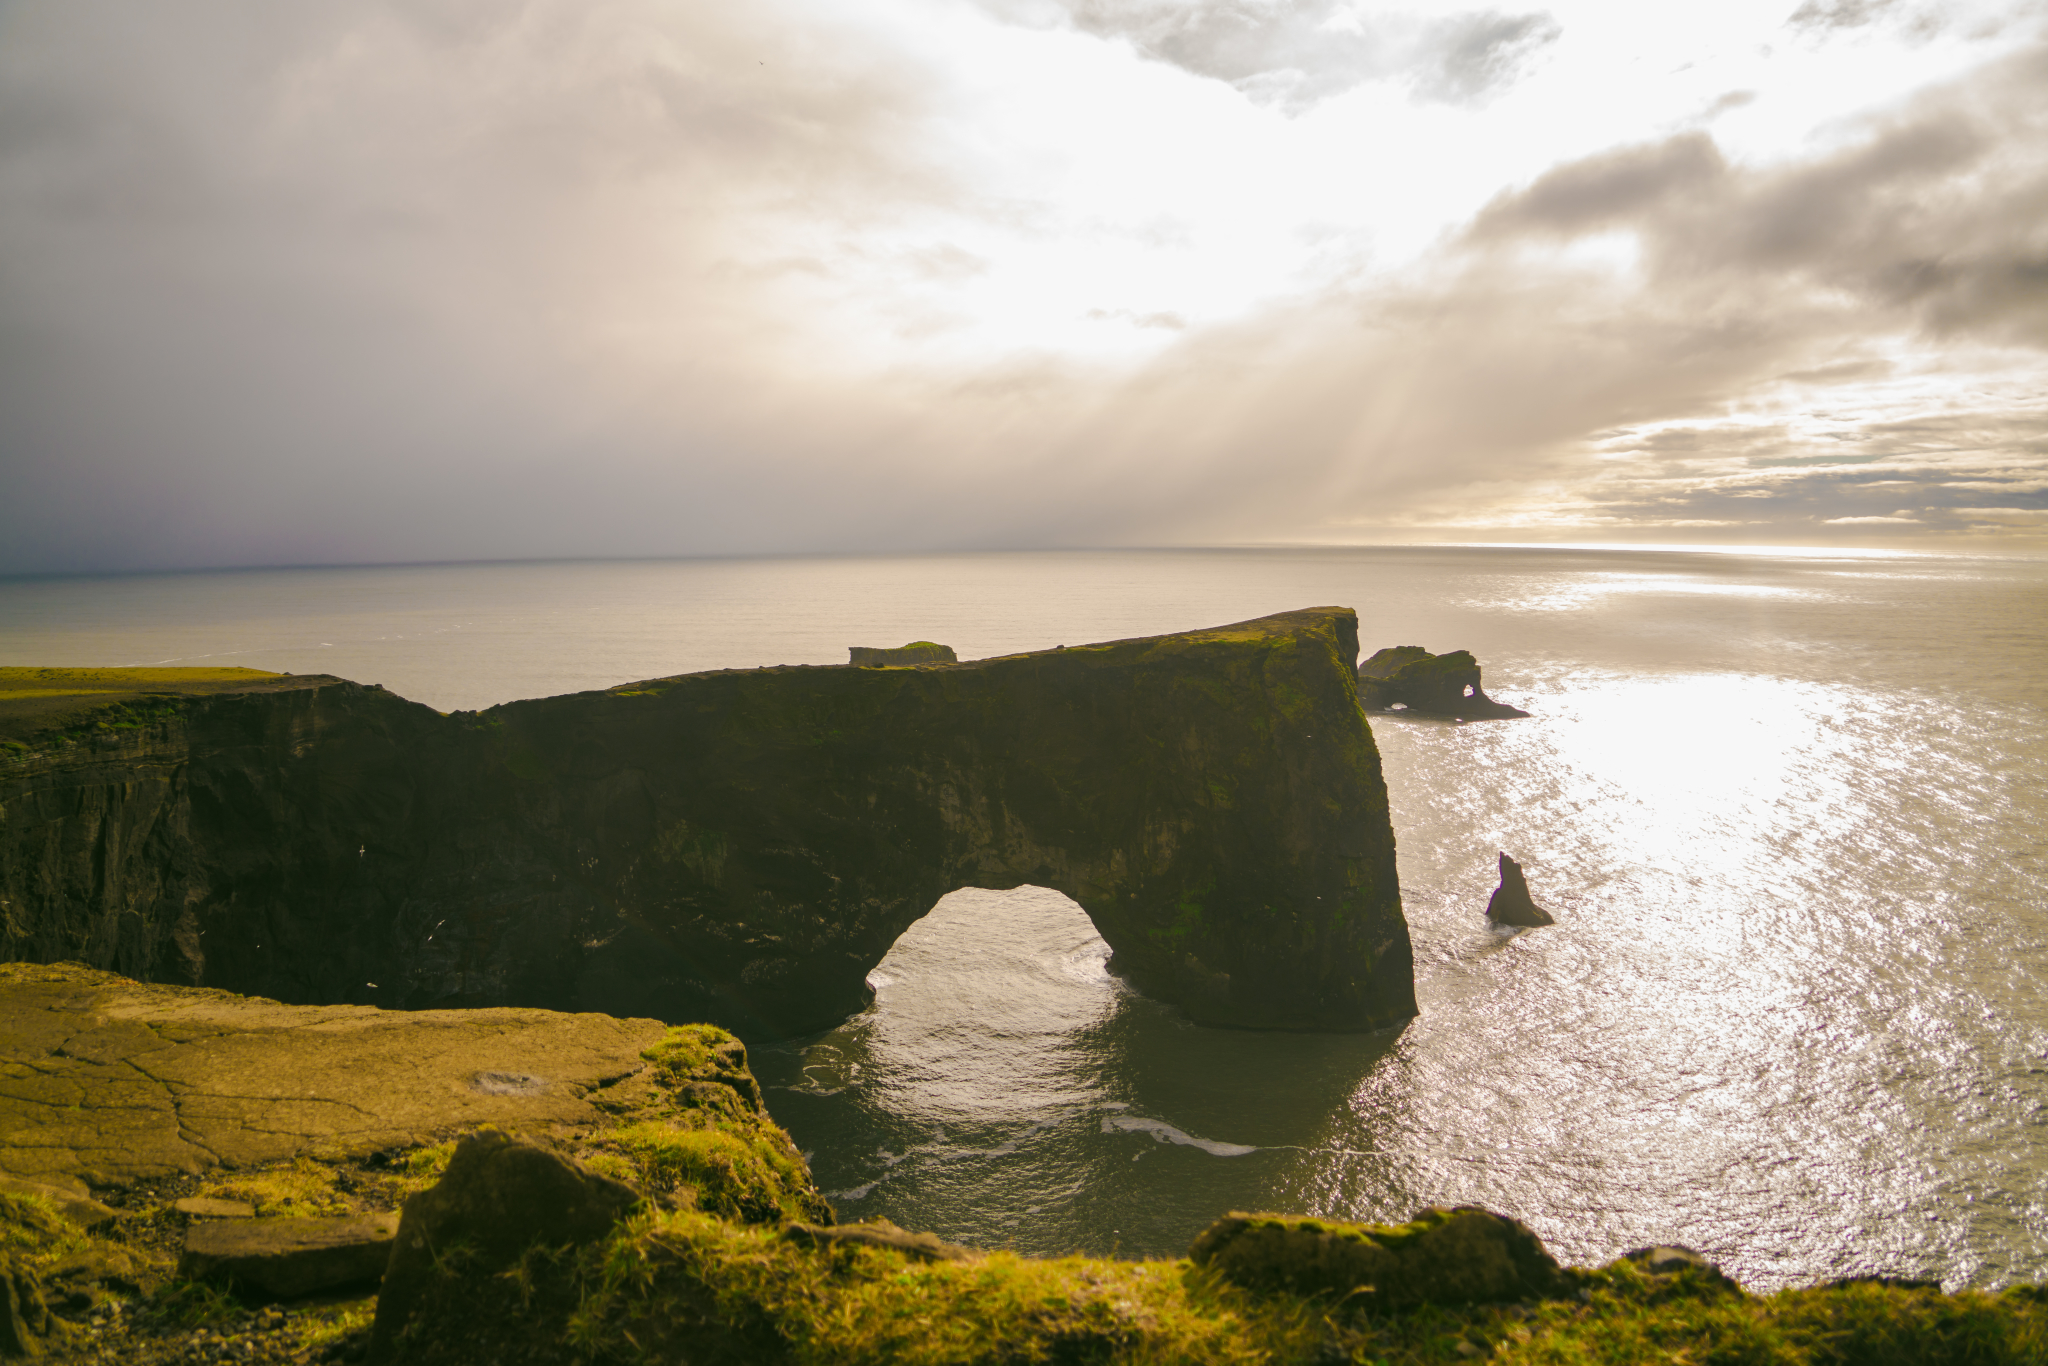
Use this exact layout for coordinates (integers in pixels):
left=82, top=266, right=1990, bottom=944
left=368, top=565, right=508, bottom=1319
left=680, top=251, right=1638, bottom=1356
left=538, top=1215, right=2048, bottom=1366
left=609, top=1123, right=819, bottom=1225
left=397, top=1141, right=457, bottom=1195
left=199, top=1156, right=352, bottom=1217
left=640, top=1023, right=730, bottom=1081
left=565, top=1209, right=1321, bottom=1366
left=0, top=1192, right=84, bottom=1264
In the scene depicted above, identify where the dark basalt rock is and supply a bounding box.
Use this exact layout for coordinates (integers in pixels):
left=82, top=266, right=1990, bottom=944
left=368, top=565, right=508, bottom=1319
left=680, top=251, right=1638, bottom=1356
left=1190, top=1206, right=1565, bottom=1309
left=370, top=1131, right=642, bottom=1359
left=179, top=1212, right=399, bottom=1299
left=849, top=641, right=958, bottom=666
left=1357, top=647, right=1529, bottom=720
left=1485, top=853, right=1555, bottom=928
left=0, top=608, right=1413, bottom=1039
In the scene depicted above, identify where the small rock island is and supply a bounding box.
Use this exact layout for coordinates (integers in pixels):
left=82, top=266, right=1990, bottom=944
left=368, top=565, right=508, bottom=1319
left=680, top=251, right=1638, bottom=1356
left=1356, top=646, right=1530, bottom=720
left=1485, top=852, right=1556, bottom=928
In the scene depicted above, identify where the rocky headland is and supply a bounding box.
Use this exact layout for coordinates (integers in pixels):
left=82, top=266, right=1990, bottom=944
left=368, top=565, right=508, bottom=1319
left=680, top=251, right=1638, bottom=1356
left=1356, top=647, right=1530, bottom=721
left=0, top=608, right=1412, bottom=1038
left=3, top=963, right=2041, bottom=1365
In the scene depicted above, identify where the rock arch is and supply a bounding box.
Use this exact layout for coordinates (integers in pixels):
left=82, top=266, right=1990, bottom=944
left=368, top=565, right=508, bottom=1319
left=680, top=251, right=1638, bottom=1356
left=1, top=609, right=1416, bottom=1037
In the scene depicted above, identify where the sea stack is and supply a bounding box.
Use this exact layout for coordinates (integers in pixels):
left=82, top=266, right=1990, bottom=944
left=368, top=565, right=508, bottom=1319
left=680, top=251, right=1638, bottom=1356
left=1485, top=853, right=1555, bottom=927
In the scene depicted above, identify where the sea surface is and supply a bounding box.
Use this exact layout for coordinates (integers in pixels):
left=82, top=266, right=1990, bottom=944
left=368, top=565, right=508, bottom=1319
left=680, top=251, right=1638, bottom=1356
left=3, top=546, right=2045, bottom=1290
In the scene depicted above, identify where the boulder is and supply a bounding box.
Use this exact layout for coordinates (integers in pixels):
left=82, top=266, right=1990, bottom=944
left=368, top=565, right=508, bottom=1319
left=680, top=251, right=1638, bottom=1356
left=1190, top=1206, right=1564, bottom=1309
left=848, top=642, right=958, bottom=666
left=1485, top=854, right=1555, bottom=928
left=1357, top=647, right=1529, bottom=720
left=369, top=1130, right=642, bottom=1360
left=782, top=1219, right=977, bottom=1263
left=178, top=1212, right=398, bottom=1299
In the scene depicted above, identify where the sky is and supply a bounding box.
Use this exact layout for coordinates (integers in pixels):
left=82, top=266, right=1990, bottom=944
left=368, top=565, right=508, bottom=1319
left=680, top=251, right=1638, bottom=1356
left=1, top=0, right=2044, bottom=573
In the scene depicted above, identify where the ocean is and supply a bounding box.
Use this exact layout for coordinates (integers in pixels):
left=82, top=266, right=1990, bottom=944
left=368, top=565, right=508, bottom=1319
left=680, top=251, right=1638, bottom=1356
left=3, top=545, right=2044, bottom=1290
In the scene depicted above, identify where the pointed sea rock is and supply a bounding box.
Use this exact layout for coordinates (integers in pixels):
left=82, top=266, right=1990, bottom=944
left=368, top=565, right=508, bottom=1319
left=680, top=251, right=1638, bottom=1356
left=1485, top=853, right=1555, bottom=928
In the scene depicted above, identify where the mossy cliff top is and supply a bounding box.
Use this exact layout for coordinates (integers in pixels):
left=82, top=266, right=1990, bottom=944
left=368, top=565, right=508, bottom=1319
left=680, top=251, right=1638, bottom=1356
left=4, top=966, right=2038, bottom=1366
left=2, top=608, right=1412, bottom=1038
left=0, top=666, right=324, bottom=748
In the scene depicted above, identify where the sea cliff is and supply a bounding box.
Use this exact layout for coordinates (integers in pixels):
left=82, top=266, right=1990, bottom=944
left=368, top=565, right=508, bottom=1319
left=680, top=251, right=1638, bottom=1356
left=0, top=608, right=1413, bottom=1037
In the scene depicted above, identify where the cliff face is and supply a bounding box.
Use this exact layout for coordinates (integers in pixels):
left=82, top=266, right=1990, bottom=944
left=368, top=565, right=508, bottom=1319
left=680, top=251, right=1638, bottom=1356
left=0, top=608, right=1414, bottom=1036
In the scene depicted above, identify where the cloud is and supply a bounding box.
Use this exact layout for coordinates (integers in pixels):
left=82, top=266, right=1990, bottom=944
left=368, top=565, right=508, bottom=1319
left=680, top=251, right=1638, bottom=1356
left=977, top=1, right=1560, bottom=109
left=0, top=1, right=2044, bottom=573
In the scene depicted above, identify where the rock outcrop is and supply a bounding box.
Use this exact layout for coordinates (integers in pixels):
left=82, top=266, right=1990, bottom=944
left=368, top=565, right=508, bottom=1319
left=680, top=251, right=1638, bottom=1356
left=1, top=608, right=1413, bottom=1037
left=1484, top=854, right=1555, bottom=928
left=1356, top=647, right=1529, bottom=720
left=180, top=1213, right=400, bottom=1299
left=848, top=641, right=958, bottom=666
left=1189, top=1206, right=1566, bottom=1308
left=0, top=962, right=669, bottom=1194
left=369, top=1131, right=642, bottom=1358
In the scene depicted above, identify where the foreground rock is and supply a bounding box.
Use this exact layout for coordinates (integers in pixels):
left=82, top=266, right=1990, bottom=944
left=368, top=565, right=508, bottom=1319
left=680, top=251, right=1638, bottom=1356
left=0, top=965, right=831, bottom=1363
left=180, top=1213, right=399, bottom=1299
left=369, top=1132, right=641, bottom=1358
left=2, top=608, right=1412, bottom=1036
left=1485, top=853, right=1557, bottom=928
left=1190, top=1206, right=1566, bottom=1309
left=0, top=962, right=666, bottom=1193
left=1357, top=646, right=1530, bottom=720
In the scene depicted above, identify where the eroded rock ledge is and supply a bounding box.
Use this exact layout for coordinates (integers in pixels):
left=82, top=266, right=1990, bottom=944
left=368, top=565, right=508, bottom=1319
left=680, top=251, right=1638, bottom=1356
left=1, top=608, right=1413, bottom=1037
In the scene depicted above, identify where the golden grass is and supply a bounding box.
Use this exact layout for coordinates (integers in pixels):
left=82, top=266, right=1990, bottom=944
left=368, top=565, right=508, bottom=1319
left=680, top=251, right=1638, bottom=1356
left=0, top=667, right=278, bottom=695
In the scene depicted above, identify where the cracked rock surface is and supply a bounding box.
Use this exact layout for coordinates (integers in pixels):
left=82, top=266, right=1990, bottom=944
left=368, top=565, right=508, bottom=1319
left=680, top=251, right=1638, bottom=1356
left=0, top=962, right=668, bottom=1194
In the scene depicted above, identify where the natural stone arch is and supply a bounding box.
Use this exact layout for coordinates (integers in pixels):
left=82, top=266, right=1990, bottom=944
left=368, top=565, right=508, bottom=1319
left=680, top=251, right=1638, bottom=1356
left=549, top=608, right=1414, bottom=1035
left=1, top=609, right=1416, bottom=1038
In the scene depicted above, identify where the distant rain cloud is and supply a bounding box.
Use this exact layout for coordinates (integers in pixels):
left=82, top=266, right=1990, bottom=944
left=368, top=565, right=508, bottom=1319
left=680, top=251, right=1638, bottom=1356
left=0, top=0, right=2044, bottom=573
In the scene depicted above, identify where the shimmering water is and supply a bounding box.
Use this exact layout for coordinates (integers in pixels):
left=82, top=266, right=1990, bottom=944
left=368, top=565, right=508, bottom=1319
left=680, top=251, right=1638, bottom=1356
left=3, top=546, right=2044, bottom=1289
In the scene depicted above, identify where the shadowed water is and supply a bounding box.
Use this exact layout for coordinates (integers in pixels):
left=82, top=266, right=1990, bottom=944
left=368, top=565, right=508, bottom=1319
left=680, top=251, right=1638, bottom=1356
left=3, top=546, right=2043, bottom=1288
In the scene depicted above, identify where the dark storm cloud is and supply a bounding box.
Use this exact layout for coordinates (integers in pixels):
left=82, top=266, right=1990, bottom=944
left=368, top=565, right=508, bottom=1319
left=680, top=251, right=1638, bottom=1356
left=0, top=0, right=977, bottom=573
left=1466, top=41, right=2048, bottom=346
left=982, top=0, right=1560, bottom=108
